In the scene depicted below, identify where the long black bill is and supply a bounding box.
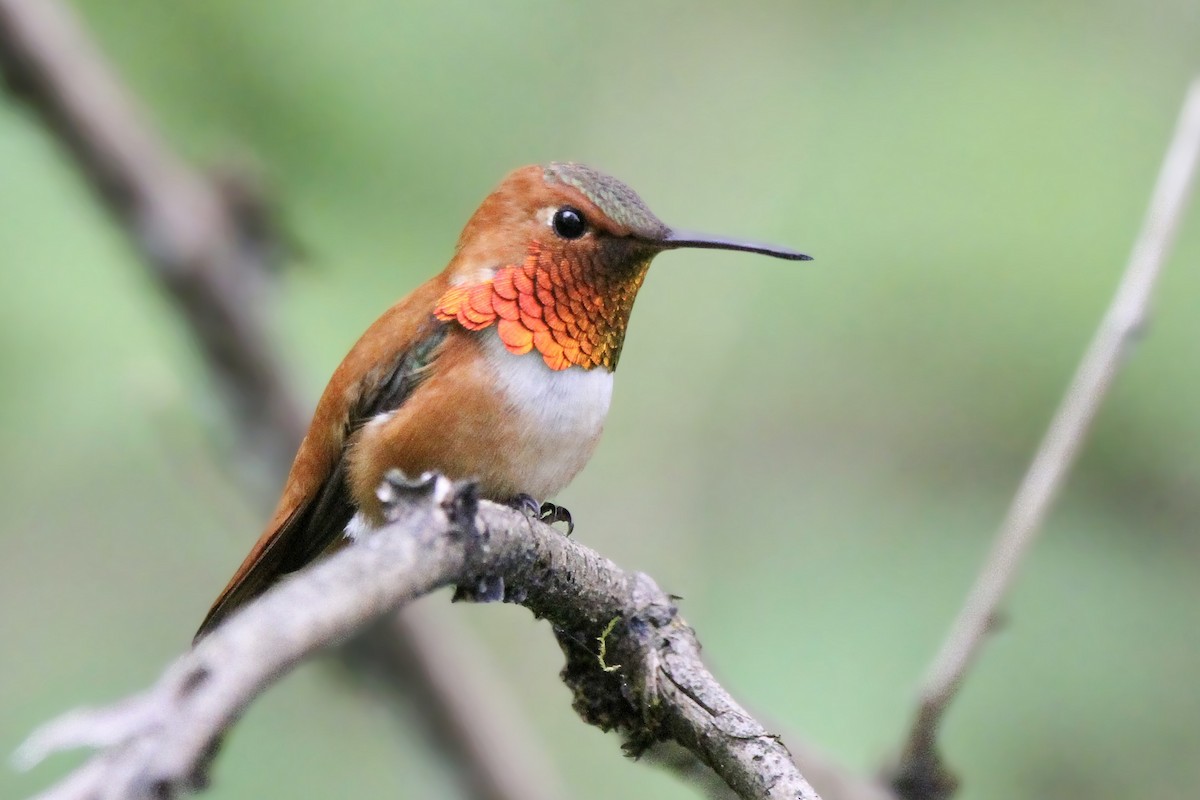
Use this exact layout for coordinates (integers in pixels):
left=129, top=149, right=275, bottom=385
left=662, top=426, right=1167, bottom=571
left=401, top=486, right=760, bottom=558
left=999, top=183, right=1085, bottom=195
left=662, top=229, right=812, bottom=261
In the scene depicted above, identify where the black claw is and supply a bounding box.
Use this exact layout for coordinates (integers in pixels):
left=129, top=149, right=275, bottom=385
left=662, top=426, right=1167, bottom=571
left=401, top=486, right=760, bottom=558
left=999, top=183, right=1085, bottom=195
left=539, top=501, right=574, bottom=536
left=506, top=494, right=574, bottom=536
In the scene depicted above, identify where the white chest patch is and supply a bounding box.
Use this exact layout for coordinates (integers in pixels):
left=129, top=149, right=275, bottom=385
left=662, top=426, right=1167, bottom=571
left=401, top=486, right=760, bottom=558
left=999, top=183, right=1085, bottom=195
left=481, top=329, right=613, bottom=498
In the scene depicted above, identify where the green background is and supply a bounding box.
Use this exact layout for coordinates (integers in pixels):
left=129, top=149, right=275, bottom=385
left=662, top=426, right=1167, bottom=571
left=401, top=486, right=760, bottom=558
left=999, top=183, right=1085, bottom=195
left=3, top=2, right=1199, bottom=798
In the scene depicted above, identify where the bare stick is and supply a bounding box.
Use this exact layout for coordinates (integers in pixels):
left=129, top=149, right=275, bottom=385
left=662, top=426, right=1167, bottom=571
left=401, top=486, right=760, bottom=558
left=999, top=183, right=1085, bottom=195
left=0, top=0, right=305, bottom=475
left=889, top=77, right=1200, bottom=799
left=0, top=2, right=564, bottom=798
left=15, top=477, right=822, bottom=800
left=644, top=740, right=894, bottom=800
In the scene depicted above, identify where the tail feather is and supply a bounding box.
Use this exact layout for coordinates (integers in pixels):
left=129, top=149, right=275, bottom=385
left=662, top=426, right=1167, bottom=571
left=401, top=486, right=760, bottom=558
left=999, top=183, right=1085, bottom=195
left=194, top=462, right=354, bottom=642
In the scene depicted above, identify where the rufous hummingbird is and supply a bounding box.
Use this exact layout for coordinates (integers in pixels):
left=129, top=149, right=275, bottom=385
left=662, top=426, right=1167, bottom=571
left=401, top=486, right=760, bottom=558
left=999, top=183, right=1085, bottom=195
left=196, top=162, right=809, bottom=638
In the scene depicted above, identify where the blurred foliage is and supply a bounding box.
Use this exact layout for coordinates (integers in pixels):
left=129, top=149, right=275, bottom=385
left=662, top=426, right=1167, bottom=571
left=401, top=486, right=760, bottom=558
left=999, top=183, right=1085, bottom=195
left=2, top=1, right=1200, bottom=798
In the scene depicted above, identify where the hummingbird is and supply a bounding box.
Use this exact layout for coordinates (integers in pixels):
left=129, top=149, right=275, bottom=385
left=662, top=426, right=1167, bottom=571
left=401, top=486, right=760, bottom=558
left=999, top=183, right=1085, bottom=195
left=195, top=162, right=809, bottom=639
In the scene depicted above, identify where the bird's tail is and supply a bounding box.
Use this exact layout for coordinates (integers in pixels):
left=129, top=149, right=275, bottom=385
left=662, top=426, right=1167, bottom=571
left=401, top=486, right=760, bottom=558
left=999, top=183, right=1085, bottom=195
left=194, top=473, right=352, bottom=642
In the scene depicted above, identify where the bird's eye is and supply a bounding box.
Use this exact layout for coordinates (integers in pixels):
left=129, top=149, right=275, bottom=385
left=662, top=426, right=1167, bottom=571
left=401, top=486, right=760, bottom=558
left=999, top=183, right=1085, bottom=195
left=552, top=206, right=587, bottom=240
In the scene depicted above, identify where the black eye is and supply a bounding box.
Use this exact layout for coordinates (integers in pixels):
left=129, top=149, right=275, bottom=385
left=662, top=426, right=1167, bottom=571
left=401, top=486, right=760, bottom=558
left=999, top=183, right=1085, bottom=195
left=552, top=206, right=587, bottom=239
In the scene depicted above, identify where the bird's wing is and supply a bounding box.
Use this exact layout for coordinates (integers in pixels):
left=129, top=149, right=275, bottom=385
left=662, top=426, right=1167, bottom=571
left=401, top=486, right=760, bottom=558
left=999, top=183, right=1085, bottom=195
left=194, top=307, right=449, bottom=641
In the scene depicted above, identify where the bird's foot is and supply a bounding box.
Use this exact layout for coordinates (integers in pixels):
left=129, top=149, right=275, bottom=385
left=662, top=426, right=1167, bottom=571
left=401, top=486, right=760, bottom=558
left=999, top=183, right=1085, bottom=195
left=509, top=493, right=542, bottom=520
left=539, top=501, right=574, bottom=536
left=507, top=494, right=574, bottom=536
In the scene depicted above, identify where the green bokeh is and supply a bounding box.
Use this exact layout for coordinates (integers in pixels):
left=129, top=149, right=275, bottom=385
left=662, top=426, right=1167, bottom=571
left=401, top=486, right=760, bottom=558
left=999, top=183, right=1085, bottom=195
left=3, top=2, right=1199, bottom=798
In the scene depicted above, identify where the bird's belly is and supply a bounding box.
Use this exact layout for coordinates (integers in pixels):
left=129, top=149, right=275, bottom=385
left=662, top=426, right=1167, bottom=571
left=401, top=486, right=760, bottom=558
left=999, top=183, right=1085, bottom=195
left=345, top=327, right=614, bottom=522
left=482, top=329, right=613, bottom=499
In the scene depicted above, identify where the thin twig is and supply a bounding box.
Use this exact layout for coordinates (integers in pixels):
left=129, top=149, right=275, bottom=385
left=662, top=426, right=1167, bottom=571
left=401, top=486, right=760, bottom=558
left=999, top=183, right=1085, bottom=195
left=16, top=477, right=823, bottom=800
left=0, top=2, right=565, bottom=798
left=888, top=77, right=1200, bottom=799
left=0, top=0, right=304, bottom=476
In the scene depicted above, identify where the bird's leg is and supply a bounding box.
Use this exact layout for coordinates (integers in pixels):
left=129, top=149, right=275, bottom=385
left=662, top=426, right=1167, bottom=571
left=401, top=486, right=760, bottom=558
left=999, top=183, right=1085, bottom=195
left=508, top=493, right=542, bottom=521
left=506, top=494, right=574, bottom=536
left=539, top=502, right=574, bottom=537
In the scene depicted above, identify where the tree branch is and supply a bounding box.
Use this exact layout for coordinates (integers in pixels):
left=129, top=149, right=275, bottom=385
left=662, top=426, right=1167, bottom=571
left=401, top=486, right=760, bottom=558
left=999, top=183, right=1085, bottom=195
left=15, top=475, right=822, bottom=800
left=886, top=76, right=1200, bottom=799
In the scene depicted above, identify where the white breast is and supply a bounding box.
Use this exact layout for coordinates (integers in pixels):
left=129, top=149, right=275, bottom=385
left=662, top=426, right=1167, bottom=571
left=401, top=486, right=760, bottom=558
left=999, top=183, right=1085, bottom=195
left=481, top=329, right=613, bottom=499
